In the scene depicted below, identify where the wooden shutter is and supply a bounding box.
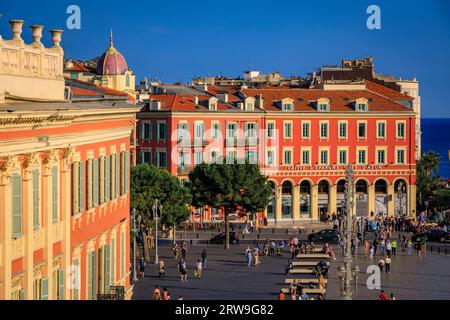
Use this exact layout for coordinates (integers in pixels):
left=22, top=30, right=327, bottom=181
left=32, top=169, right=39, bottom=229
left=105, top=156, right=111, bottom=201
left=52, top=166, right=58, bottom=223
left=93, top=158, right=99, bottom=207
left=125, top=152, right=129, bottom=193
left=104, top=244, right=111, bottom=293
left=120, top=233, right=125, bottom=278
left=79, top=161, right=85, bottom=213
left=58, top=269, right=64, bottom=300
left=92, top=252, right=97, bottom=300
left=111, top=238, right=115, bottom=285
left=73, top=259, right=79, bottom=300
left=41, top=277, right=48, bottom=300
left=72, top=163, right=77, bottom=215
left=12, top=174, right=22, bottom=238
left=87, top=252, right=93, bottom=300
left=115, top=154, right=119, bottom=198
left=19, top=289, right=25, bottom=300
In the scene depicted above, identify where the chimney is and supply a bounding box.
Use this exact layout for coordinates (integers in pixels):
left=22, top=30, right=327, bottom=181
left=256, top=94, right=264, bottom=109
left=219, top=94, right=228, bottom=103
left=9, top=19, right=25, bottom=42
left=49, top=29, right=63, bottom=48
left=30, top=25, right=44, bottom=46
left=194, top=95, right=199, bottom=104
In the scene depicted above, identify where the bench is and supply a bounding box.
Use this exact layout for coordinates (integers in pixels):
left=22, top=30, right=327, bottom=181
left=296, top=254, right=330, bottom=259
left=291, top=261, right=330, bottom=267
left=281, top=288, right=326, bottom=295
left=295, top=248, right=327, bottom=253
left=288, top=268, right=316, bottom=274
left=285, top=278, right=328, bottom=285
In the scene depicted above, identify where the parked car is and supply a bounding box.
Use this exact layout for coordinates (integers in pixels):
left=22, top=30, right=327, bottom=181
left=210, top=232, right=240, bottom=244
left=307, top=229, right=341, bottom=243
left=411, top=229, right=450, bottom=243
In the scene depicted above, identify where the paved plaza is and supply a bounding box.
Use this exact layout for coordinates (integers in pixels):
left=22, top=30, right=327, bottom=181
left=132, top=231, right=450, bottom=300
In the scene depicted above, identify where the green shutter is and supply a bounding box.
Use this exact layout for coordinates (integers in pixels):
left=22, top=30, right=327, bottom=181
left=52, top=166, right=58, bottom=223
left=58, top=269, right=65, bottom=300
left=120, top=233, right=125, bottom=278
left=104, top=244, right=110, bottom=293
left=92, top=252, right=97, bottom=300
left=79, top=161, right=85, bottom=213
left=19, top=288, right=25, bottom=300
left=12, top=174, right=22, bottom=238
left=72, top=163, right=78, bottom=215
left=125, top=152, right=129, bottom=193
left=115, top=154, right=119, bottom=199
left=87, top=252, right=93, bottom=300
left=73, top=259, right=79, bottom=300
left=33, top=170, right=39, bottom=229
left=41, top=277, right=48, bottom=300
left=105, top=156, right=111, bottom=201
left=93, top=158, right=99, bottom=207
left=111, top=239, right=115, bottom=285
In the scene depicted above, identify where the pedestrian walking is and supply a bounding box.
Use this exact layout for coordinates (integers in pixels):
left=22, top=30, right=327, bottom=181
left=391, top=239, right=397, bottom=257
left=421, top=236, right=427, bottom=254
left=139, top=257, right=145, bottom=279
left=195, top=259, right=203, bottom=279
left=278, top=290, right=286, bottom=300
left=378, top=257, right=385, bottom=273
left=369, top=245, right=374, bottom=260
left=162, top=287, right=171, bottom=300
left=407, top=239, right=412, bottom=256
left=178, top=259, right=187, bottom=282
left=181, top=241, right=188, bottom=259
left=158, top=259, right=166, bottom=278
left=390, top=293, right=396, bottom=300
left=379, top=290, right=388, bottom=300
left=385, top=256, right=391, bottom=274
left=201, top=249, right=207, bottom=269
left=246, top=247, right=252, bottom=267
left=172, top=242, right=179, bottom=260
left=386, top=240, right=392, bottom=258
left=364, top=239, right=369, bottom=256
left=372, top=238, right=378, bottom=256
left=153, top=285, right=161, bottom=300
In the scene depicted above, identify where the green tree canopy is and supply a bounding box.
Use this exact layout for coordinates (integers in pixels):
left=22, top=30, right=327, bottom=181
left=188, top=161, right=272, bottom=248
left=131, top=164, right=191, bottom=228
left=416, top=151, right=441, bottom=206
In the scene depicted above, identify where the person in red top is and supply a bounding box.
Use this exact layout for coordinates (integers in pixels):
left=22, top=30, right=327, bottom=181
left=278, top=290, right=286, bottom=300
left=379, top=290, right=388, bottom=300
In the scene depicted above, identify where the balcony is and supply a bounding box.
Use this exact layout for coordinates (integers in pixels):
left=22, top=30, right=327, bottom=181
left=177, top=166, right=193, bottom=175
left=177, top=138, right=210, bottom=147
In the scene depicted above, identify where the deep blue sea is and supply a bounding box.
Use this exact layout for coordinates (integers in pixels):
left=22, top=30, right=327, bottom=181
left=421, top=118, right=450, bottom=178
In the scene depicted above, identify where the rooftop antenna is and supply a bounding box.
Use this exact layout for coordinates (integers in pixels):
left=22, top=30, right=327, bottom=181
left=110, top=29, right=114, bottom=47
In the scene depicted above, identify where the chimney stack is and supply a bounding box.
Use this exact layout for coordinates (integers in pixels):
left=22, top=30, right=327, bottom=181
left=194, top=95, right=199, bottom=104
left=9, top=19, right=25, bottom=42
left=256, top=94, right=264, bottom=109
left=219, top=94, right=228, bottom=103
left=30, top=25, right=44, bottom=46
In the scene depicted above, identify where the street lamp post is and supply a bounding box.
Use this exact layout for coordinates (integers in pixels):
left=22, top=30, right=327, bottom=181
left=338, top=164, right=360, bottom=300
left=152, top=199, right=163, bottom=264
left=131, top=208, right=138, bottom=282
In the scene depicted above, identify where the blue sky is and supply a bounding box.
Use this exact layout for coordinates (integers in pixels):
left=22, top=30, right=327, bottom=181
left=1, top=0, right=450, bottom=117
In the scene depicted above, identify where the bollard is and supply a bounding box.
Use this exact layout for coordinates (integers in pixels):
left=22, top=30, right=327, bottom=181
left=298, top=229, right=301, bottom=235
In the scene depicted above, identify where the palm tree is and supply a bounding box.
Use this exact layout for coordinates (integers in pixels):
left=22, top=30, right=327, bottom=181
left=417, top=151, right=441, bottom=206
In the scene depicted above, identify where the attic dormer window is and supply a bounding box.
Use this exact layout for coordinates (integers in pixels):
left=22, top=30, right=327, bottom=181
left=208, top=97, right=218, bottom=111
left=356, top=103, right=368, bottom=112
left=282, top=103, right=294, bottom=111
left=244, top=97, right=255, bottom=111
left=355, top=98, right=369, bottom=112
left=150, top=100, right=161, bottom=110
left=316, top=98, right=330, bottom=112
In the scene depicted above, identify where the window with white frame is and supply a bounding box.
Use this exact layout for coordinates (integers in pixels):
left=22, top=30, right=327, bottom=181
left=302, top=122, right=310, bottom=138
left=377, top=149, right=386, bottom=164
left=302, top=150, right=310, bottom=165
left=267, top=150, right=275, bottom=165
left=157, top=122, right=167, bottom=140
left=156, top=150, right=167, bottom=168
left=177, top=123, right=189, bottom=141
left=339, top=122, right=347, bottom=139
left=284, top=150, right=292, bottom=165
left=284, top=122, right=292, bottom=139
left=212, top=123, right=222, bottom=140
left=320, top=150, right=328, bottom=165
left=267, top=122, right=275, bottom=138
left=397, top=149, right=405, bottom=164
left=194, top=151, right=203, bottom=165
left=358, top=150, right=366, bottom=164
left=320, top=122, right=328, bottom=139
left=245, top=150, right=258, bottom=164
left=194, top=122, right=205, bottom=141
left=338, top=150, right=347, bottom=164
left=397, top=122, right=405, bottom=138
left=142, top=122, right=152, bottom=140
left=358, top=122, right=366, bottom=138
left=377, top=122, right=386, bottom=138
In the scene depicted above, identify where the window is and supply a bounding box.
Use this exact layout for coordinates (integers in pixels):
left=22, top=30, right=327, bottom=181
left=356, top=103, right=368, bottom=112
left=377, top=150, right=386, bottom=164
left=141, top=151, right=151, bottom=164
left=358, top=122, right=366, bottom=138
left=52, top=166, right=58, bottom=224
left=87, top=251, right=97, bottom=300
left=267, top=123, right=275, bottom=138
left=397, top=149, right=405, bottom=164
left=157, top=122, right=167, bottom=140
left=282, top=103, right=294, bottom=111
left=377, top=122, right=386, bottom=138
left=72, top=161, right=85, bottom=215
left=194, top=151, right=203, bottom=165
left=32, top=169, right=40, bottom=230
left=267, top=150, right=275, bottom=165
left=226, top=123, right=237, bottom=139
left=284, top=122, right=292, bottom=139
left=358, top=150, right=366, bottom=164
left=177, top=123, right=189, bottom=141
left=302, top=150, right=310, bottom=165
left=245, top=150, right=257, bottom=164
left=120, top=151, right=129, bottom=196
left=397, top=122, right=405, bottom=138
left=142, top=123, right=152, bottom=140
left=338, top=150, right=347, bottom=164
left=320, top=150, right=328, bottom=165
left=284, top=150, right=292, bottom=165
left=246, top=102, right=254, bottom=111
left=156, top=150, right=167, bottom=168
left=104, top=156, right=111, bottom=202
left=210, top=151, right=220, bottom=164
left=194, top=122, right=205, bottom=141
left=120, top=233, right=125, bottom=279
left=226, top=150, right=237, bottom=162
left=320, top=122, right=328, bottom=139
left=339, top=122, right=347, bottom=139
left=318, top=103, right=329, bottom=112
left=302, top=122, right=310, bottom=138
left=245, top=122, right=257, bottom=138
left=12, top=174, right=22, bottom=238
left=212, top=123, right=221, bottom=140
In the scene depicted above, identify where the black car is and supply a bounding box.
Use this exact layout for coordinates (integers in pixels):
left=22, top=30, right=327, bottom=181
left=307, top=229, right=341, bottom=243
left=210, top=232, right=240, bottom=244
left=411, top=229, right=449, bottom=243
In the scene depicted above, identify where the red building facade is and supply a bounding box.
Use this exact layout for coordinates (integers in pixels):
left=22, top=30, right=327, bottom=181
left=137, top=82, right=417, bottom=224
